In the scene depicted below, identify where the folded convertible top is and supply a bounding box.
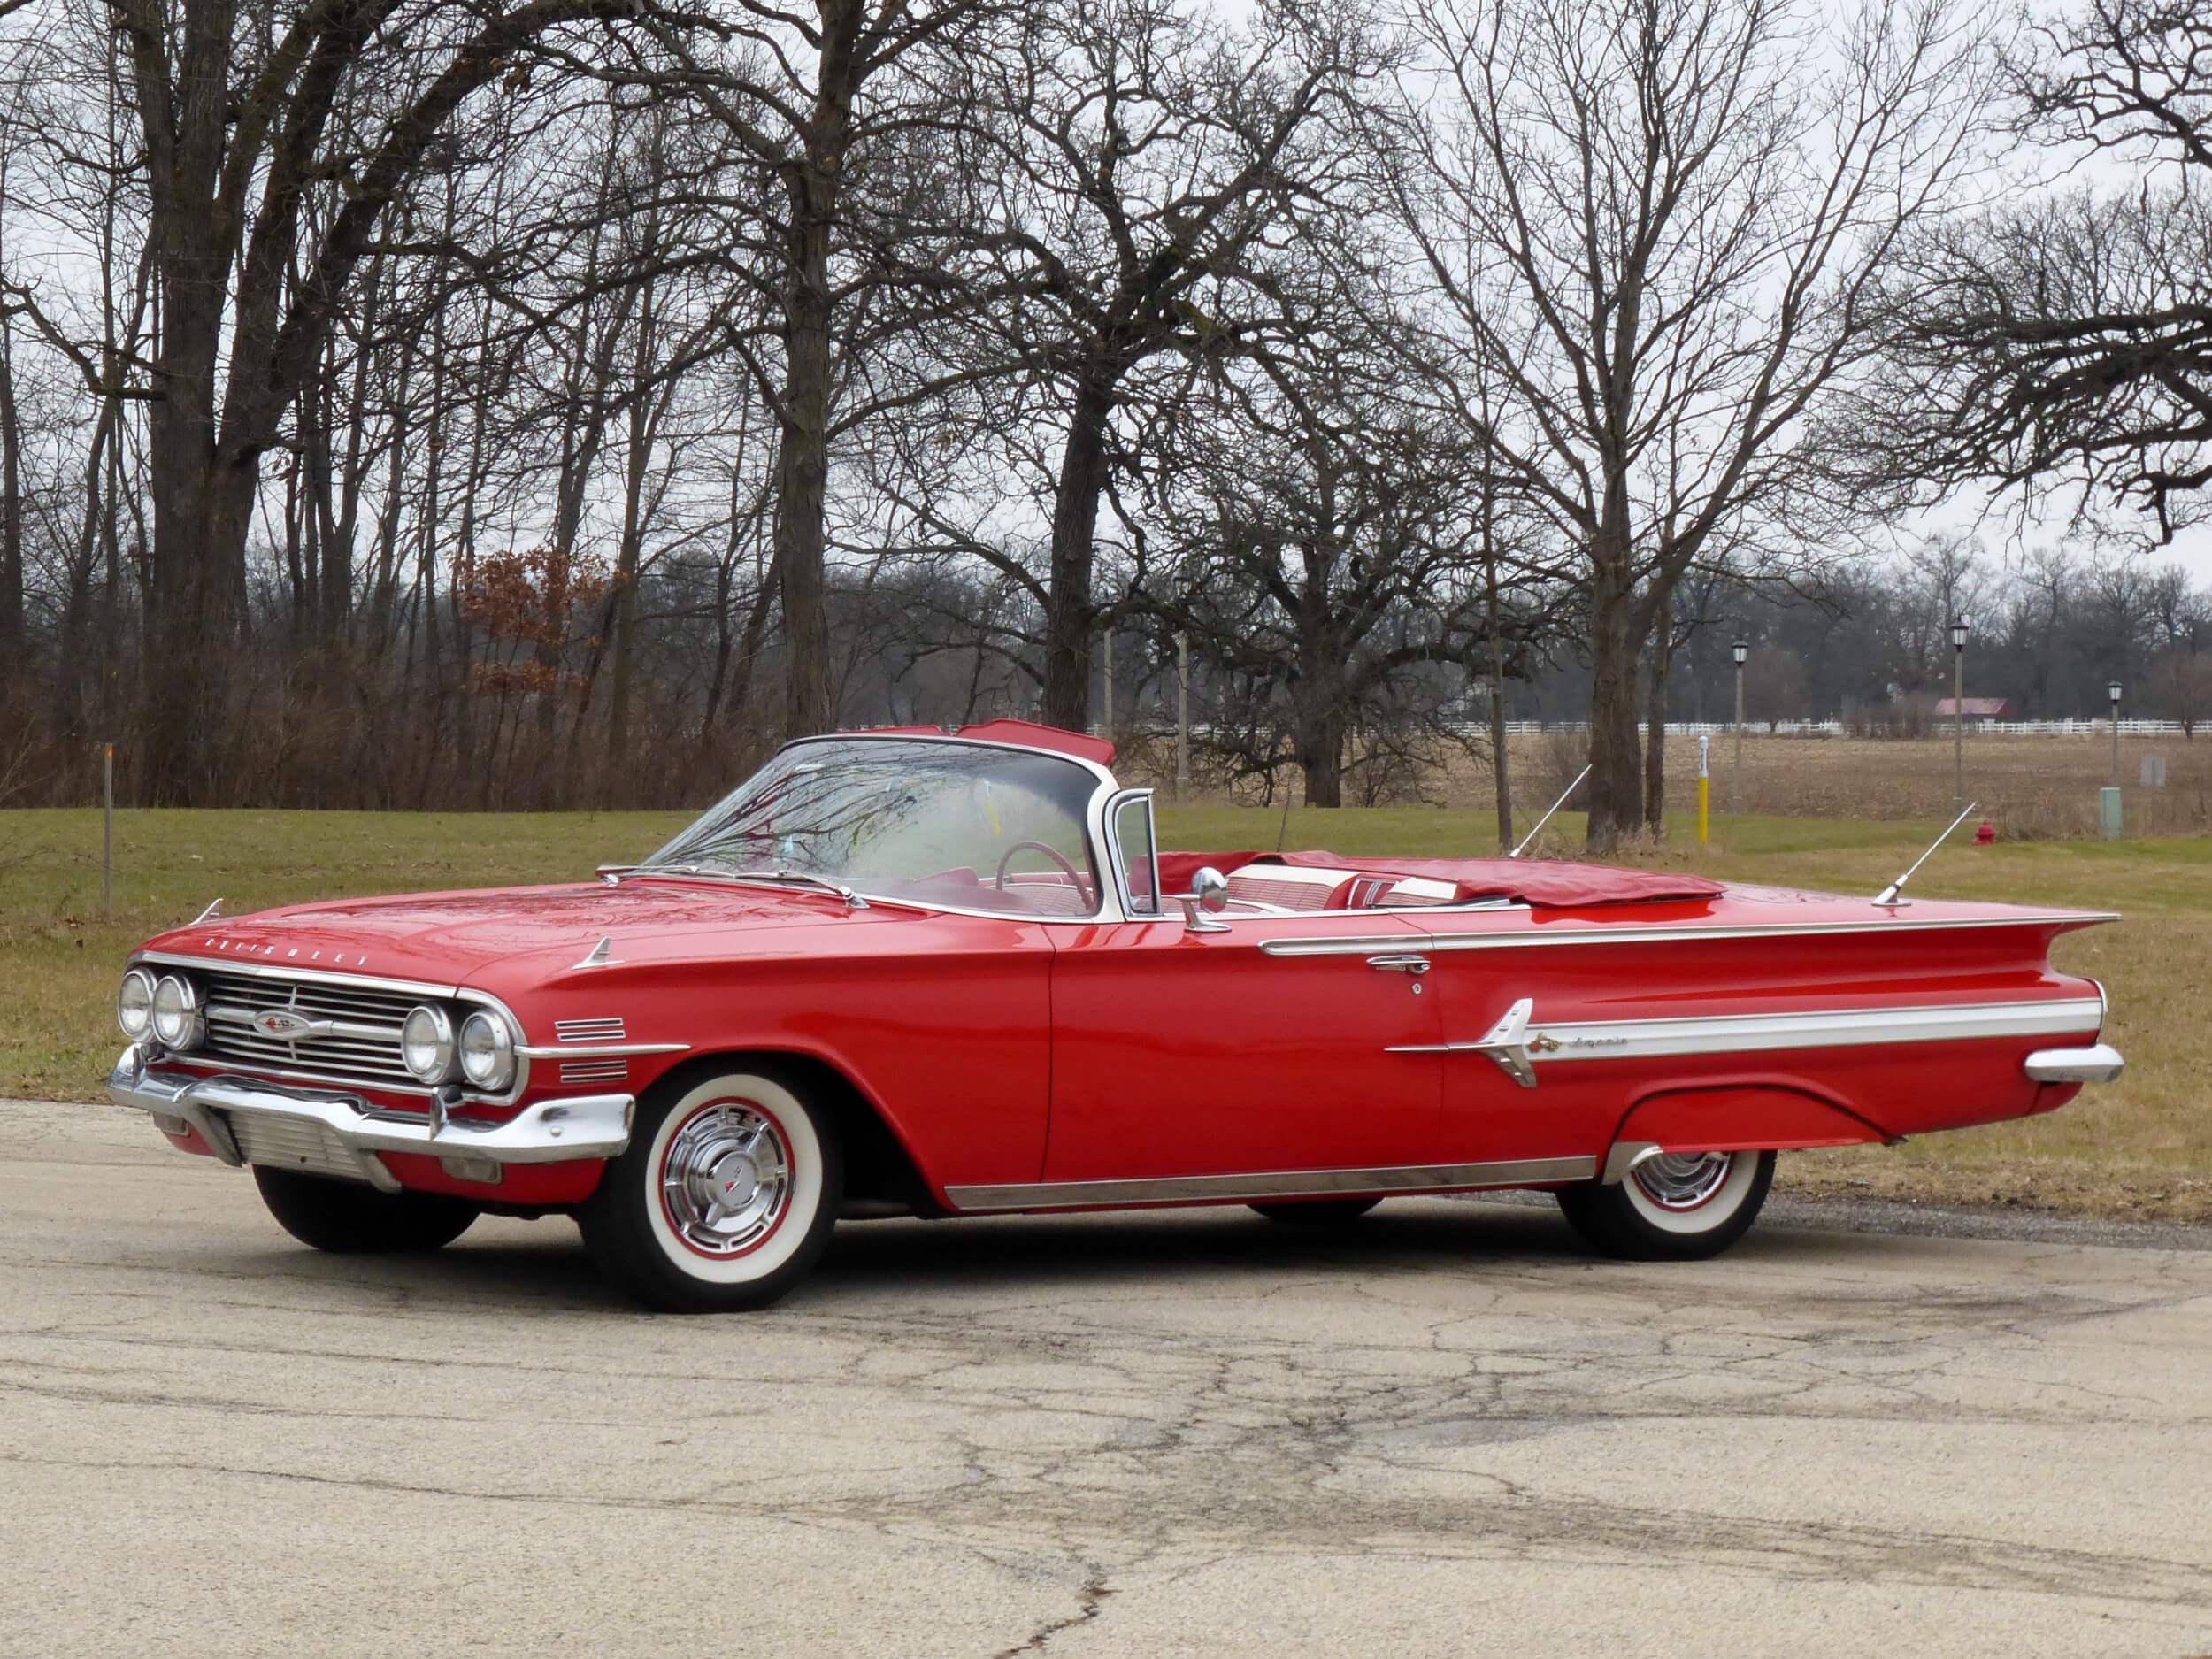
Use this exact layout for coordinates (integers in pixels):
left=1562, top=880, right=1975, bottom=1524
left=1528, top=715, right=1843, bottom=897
left=1156, top=849, right=1724, bottom=909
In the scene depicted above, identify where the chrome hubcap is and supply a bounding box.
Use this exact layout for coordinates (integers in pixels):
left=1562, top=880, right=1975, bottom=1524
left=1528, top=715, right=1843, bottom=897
left=1632, top=1151, right=1734, bottom=1210
left=660, top=1102, right=791, bottom=1256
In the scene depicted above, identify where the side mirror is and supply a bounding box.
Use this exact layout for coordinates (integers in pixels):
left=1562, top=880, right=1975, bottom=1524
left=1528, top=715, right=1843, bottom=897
left=1168, top=865, right=1232, bottom=933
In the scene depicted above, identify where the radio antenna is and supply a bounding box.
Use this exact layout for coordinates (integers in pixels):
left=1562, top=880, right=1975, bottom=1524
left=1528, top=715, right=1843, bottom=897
left=1874, top=803, right=1978, bottom=907
left=1509, top=764, right=1590, bottom=859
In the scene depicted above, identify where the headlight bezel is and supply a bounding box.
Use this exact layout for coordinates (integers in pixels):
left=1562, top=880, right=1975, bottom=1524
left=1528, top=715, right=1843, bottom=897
left=400, top=1004, right=458, bottom=1084
left=150, top=973, right=204, bottom=1052
left=117, top=966, right=157, bottom=1041
left=457, top=1009, right=517, bottom=1092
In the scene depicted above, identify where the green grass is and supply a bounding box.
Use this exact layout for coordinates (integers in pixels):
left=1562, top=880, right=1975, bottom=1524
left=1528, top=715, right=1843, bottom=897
left=6, top=803, right=2206, bottom=1221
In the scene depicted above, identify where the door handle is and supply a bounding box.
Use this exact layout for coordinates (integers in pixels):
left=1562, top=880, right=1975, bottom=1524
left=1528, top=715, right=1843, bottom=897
left=1365, top=953, right=1431, bottom=975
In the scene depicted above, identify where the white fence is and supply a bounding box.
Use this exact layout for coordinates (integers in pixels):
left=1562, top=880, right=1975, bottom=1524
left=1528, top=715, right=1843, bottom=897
left=1478, top=718, right=2193, bottom=738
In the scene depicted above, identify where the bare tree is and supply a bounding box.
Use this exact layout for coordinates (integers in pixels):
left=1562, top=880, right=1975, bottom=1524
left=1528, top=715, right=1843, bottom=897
left=1883, top=0, right=2212, bottom=538
left=949, top=0, right=1389, bottom=731
left=1391, top=0, right=1995, bottom=843
left=0, top=0, right=712, bottom=801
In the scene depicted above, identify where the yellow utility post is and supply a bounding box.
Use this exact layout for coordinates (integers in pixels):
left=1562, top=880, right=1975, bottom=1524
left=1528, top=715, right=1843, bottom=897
left=1696, top=733, right=1709, bottom=849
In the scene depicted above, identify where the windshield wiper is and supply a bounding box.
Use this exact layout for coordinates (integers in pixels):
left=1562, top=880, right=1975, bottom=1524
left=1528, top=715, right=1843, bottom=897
left=723, top=869, right=871, bottom=910
left=627, top=864, right=869, bottom=910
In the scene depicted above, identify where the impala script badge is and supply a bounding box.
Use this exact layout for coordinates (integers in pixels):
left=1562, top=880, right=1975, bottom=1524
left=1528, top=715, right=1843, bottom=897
left=251, top=1010, right=315, bottom=1039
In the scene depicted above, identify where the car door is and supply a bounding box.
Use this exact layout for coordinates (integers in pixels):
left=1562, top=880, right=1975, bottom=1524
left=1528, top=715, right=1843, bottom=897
left=1033, top=793, right=1448, bottom=1191
left=1394, top=905, right=1612, bottom=1175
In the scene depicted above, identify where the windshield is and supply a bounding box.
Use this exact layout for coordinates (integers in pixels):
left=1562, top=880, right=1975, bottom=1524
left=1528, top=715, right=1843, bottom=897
left=637, top=738, right=1104, bottom=918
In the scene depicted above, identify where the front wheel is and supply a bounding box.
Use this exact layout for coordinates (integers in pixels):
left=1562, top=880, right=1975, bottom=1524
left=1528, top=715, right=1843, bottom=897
left=252, top=1165, right=480, bottom=1253
left=580, top=1065, right=843, bottom=1313
left=1554, top=1150, right=1775, bottom=1261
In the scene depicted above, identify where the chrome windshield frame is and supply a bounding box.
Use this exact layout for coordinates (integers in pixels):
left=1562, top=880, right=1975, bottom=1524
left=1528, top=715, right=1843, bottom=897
left=640, top=732, right=1136, bottom=926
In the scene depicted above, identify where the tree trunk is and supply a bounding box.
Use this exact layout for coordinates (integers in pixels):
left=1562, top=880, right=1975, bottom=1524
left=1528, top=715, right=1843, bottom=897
left=1485, top=553, right=1510, bottom=853
left=1297, top=701, right=1347, bottom=808
left=1584, top=547, right=1645, bottom=847
left=774, top=215, right=836, bottom=741
left=1040, top=366, right=1119, bottom=732
left=1643, top=585, right=1672, bottom=836
left=141, top=243, right=243, bottom=802
left=0, top=313, right=22, bottom=662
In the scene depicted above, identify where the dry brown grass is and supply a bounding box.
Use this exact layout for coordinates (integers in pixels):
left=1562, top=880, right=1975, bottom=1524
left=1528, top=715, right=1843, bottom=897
left=1428, top=732, right=2212, bottom=837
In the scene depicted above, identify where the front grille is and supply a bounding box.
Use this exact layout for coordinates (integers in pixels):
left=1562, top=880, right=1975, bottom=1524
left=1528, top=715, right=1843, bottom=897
left=196, top=969, right=423, bottom=1090
left=223, top=1108, right=375, bottom=1183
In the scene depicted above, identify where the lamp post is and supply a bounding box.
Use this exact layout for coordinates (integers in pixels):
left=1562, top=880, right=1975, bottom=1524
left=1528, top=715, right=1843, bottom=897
left=1731, top=639, right=1748, bottom=813
left=2108, top=679, right=2124, bottom=788
left=1949, top=616, right=1970, bottom=808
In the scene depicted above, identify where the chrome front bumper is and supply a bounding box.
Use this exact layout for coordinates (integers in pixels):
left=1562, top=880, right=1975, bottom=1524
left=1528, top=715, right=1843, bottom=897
left=2024, top=1043, right=2125, bottom=1084
left=105, top=1047, right=634, bottom=1194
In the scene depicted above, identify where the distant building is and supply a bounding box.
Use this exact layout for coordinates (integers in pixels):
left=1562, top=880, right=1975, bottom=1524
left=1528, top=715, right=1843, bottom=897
left=1932, top=696, right=2014, bottom=718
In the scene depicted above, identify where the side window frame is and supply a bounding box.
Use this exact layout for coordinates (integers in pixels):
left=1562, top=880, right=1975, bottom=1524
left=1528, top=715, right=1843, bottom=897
left=1102, top=788, right=1164, bottom=918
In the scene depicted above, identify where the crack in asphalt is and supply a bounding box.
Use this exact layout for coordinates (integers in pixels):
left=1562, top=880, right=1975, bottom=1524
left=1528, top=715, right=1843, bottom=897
left=5, top=1103, right=2212, bottom=1655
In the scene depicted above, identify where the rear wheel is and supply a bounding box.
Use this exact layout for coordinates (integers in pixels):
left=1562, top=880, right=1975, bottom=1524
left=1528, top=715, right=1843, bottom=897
left=1555, top=1150, right=1775, bottom=1261
left=1248, top=1197, right=1381, bottom=1225
left=580, top=1065, right=843, bottom=1313
left=251, top=1165, right=480, bottom=1254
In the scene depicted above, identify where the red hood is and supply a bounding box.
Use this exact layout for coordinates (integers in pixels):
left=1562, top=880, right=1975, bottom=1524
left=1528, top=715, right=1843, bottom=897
left=139, top=879, right=861, bottom=987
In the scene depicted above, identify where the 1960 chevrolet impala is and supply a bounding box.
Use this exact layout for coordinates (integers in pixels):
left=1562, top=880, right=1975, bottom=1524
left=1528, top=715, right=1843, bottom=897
left=103, top=720, right=2124, bottom=1311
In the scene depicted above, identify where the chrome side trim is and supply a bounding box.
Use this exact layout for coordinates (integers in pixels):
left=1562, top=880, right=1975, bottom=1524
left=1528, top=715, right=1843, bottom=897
left=1388, top=996, right=1545, bottom=1087
left=107, top=1048, right=634, bottom=1175
left=515, top=1041, right=688, bottom=1059
left=1258, top=913, right=2122, bottom=957
left=1390, top=997, right=2104, bottom=1074
left=942, top=1156, right=1595, bottom=1212
left=2024, top=1043, right=2125, bottom=1084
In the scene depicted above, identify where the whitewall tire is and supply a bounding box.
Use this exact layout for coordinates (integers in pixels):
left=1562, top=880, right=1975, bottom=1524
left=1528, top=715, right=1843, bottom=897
left=1554, top=1149, right=1775, bottom=1261
left=581, top=1065, right=843, bottom=1312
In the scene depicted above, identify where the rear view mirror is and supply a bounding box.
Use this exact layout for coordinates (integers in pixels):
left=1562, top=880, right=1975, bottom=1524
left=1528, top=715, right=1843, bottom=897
left=1168, top=865, right=1232, bottom=933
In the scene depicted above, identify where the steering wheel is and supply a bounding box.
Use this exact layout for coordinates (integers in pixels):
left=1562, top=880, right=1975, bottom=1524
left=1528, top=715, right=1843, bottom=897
left=995, top=840, right=1088, bottom=901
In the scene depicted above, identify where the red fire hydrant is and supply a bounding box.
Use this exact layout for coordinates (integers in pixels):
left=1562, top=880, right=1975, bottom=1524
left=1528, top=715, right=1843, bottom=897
left=1973, top=818, right=1995, bottom=846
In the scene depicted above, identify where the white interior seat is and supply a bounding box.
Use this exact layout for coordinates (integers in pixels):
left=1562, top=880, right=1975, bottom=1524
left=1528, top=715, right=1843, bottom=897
left=1222, top=865, right=1360, bottom=912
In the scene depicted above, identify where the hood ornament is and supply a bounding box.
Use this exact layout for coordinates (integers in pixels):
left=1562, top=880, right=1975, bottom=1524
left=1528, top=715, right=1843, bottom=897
left=574, top=936, right=618, bottom=970
left=191, top=898, right=224, bottom=925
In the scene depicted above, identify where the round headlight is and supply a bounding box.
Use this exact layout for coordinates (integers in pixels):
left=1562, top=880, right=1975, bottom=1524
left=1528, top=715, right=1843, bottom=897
left=457, top=1010, right=516, bottom=1091
left=401, top=1005, right=457, bottom=1083
left=117, top=967, right=157, bottom=1041
left=150, top=974, right=204, bottom=1051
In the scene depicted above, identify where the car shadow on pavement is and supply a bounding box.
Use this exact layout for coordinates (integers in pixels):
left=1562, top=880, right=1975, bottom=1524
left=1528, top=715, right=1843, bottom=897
left=197, top=1197, right=1836, bottom=1313
left=803, top=1198, right=1827, bottom=1298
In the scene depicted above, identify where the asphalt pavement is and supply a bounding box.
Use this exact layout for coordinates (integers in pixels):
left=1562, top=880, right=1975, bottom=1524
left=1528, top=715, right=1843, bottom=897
left=4, top=1097, right=2209, bottom=1658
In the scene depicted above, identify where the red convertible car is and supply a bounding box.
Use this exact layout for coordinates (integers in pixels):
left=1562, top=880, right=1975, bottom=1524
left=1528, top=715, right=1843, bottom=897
left=104, top=720, right=2123, bottom=1311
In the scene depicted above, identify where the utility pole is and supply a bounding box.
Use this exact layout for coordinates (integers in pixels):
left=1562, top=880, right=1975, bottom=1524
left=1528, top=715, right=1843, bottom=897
left=102, top=742, right=113, bottom=918
left=1731, top=640, right=1747, bottom=814
left=2108, top=679, right=2124, bottom=787
left=1949, top=617, right=1970, bottom=809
